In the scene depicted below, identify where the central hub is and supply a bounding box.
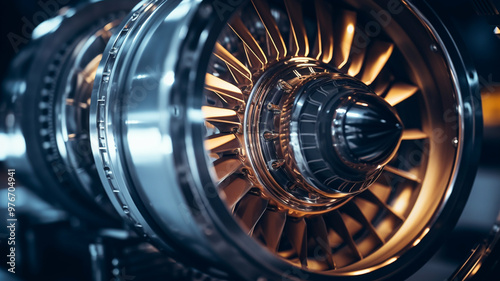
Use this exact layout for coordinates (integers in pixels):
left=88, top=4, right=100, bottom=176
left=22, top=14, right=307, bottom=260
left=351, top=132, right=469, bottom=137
left=244, top=59, right=403, bottom=214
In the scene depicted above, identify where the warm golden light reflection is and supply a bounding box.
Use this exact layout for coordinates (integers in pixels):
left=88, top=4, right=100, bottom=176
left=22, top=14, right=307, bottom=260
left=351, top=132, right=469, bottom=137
left=213, top=157, right=242, bottom=181
left=385, top=166, right=422, bottom=183
left=384, top=83, right=419, bottom=106
left=334, top=11, right=356, bottom=69
left=481, top=89, right=500, bottom=127
left=347, top=24, right=355, bottom=34
left=284, top=0, right=309, bottom=57
left=313, top=0, right=334, bottom=63
left=402, top=129, right=428, bottom=140
left=202, top=106, right=237, bottom=119
left=205, top=73, right=244, bottom=102
left=392, top=186, right=412, bottom=216
left=205, top=134, right=237, bottom=151
left=361, top=41, right=394, bottom=85
left=348, top=50, right=365, bottom=77
left=413, top=227, right=430, bottom=246
left=252, top=0, right=287, bottom=60
left=228, top=17, right=268, bottom=69
left=213, top=42, right=252, bottom=84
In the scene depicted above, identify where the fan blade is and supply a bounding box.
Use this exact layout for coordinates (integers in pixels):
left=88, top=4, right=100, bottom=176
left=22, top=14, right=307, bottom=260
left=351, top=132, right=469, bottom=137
left=256, top=210, right=287, bottom=252
left=285, top=0, right=309, bottom=56
left=213, top=42, right=252, bottom=87
left=357, top=189, right=405, bottom=222
left=205, top=134, right=240, bottom=154
left=252, top=0, right=287, bottom=60
left=235, top=193, right=269, bottom=234
left=285, top=217, right=308, bottom=267
left=361, top=41, right=394, bottom=85
left=348, top=45, right=366, bottom=77
left=343, top=201, right=384, bottom=244
left=324, top=211, right=363, bottom=260
left=228, top=17, right=268, bottom=70
left=312, top=0, right=334, bottom=63
left=205, top=73, right=244, bottom=102
left=402, top=129, right=428, bottom=140
left=384, top=166, right=422, bottom=184
left=308, top=216, right=335, bottom=269
left=202, top=106, right=237, bottom=119
left=220, top=175, right=253, bottom=208
left=334, top=10, right=356, bottom=69
left=212, top=156, right=242, bottom=182
left=384, top=83, right=419, bottom=106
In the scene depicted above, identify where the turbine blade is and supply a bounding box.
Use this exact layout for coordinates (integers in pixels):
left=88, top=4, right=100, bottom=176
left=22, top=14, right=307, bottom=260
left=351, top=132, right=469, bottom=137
left=256, top=210, right=287, bottom=252
left=285, top=217, right=308, bottom=267
left=212, top=156, right=242, bottom=182
left=205, top=133, right=240, bottom=154
left=252, top=0, right=287, bottom=60
left=312, top=0, right=334, bottom=64
left=228, top=17, right=268, bottom=70
left=235, top=193, right=269, bottom=234
left=402, top=129, right=428, bottom=140
left=334, top=10, right=356, bottom=69
left=324, top=211, right=363, bottom=260
left=384, top=166, right=422, bottom=184
left=361, top=41, right=394, bottom=85
left=205, top=73, right=244, bottom=102
left=213, top=42, right=252, bottom=86
left=285, top=0, right=309, bottom=56
left=308, top=216, right=335, bottom=269
left=220, top=175, right=253, bottom=208
left=384, top=83, right=419, bottom=106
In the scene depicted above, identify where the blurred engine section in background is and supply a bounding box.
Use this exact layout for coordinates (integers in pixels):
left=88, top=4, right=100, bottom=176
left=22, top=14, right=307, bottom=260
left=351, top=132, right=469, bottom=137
left=0, top=0, right=499, bottom=280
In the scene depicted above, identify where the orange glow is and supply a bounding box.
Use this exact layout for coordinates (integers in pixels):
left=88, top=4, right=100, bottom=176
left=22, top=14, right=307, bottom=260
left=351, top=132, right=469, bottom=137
left=228, top=17, right=268, bottom=69
left=202, top=106, right=237, bottom=119
left=205, top=73, right=244, bottom=102
left=402, top=129, right=428, bottom=140
left=384, top=83, right=419, bottom=106
left=205, top=134, right=237, bottom=151
left=335, top=11, right=356, bottom=69
left=361, top=41, right=394, bottom=85
left=392, top=186, right=412, bottom=216
left=213, top=43, right=252, bottom=84
left=482, top=89, right=500, bottom=127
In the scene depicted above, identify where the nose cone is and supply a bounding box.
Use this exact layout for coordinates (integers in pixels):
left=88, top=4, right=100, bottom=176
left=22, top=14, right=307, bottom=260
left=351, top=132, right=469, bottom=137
left=337, top=93, right=403, bottom=166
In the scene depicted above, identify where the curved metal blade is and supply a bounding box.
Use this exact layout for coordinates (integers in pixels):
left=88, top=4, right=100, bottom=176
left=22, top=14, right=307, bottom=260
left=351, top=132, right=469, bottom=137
left=358, top=189, right=405, bottom=222
left=235, top=193, right=269, bottom=234
left=255, top=210, right=287, bottom=252
left=285, top=217, right=308, bottom=267
left=384, top=83, right=419, bottom=106
left=308, top=216, right=336, bottom=269
left=220, top=175, right=253, bottom=209
left=360, top=41, right=394, bottom=85
left=343, top=201, right=384, bottom=244
left=228, top=17, right=268, bottom=70
left=252, top=0, right=287, bottom=60
left=312, top=0, right=334, bottom=64
left=348, top=44, right=366, bottom=77
left=212, top=156, right=242, bottom=182
left=205, top=133, right=240, bottom=154
left=324, top=210, right=363, bottom=260
left=334, top=10, right=356, bottom=69
left=402, top=129, right=428, bottom=140
left=205, top=73, right=244, bottom=103
left=213, top=42, right=252, bottom=87
left=384, top=166, right=422, bottom=184
left=285, top=0, right=309, bottom=57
